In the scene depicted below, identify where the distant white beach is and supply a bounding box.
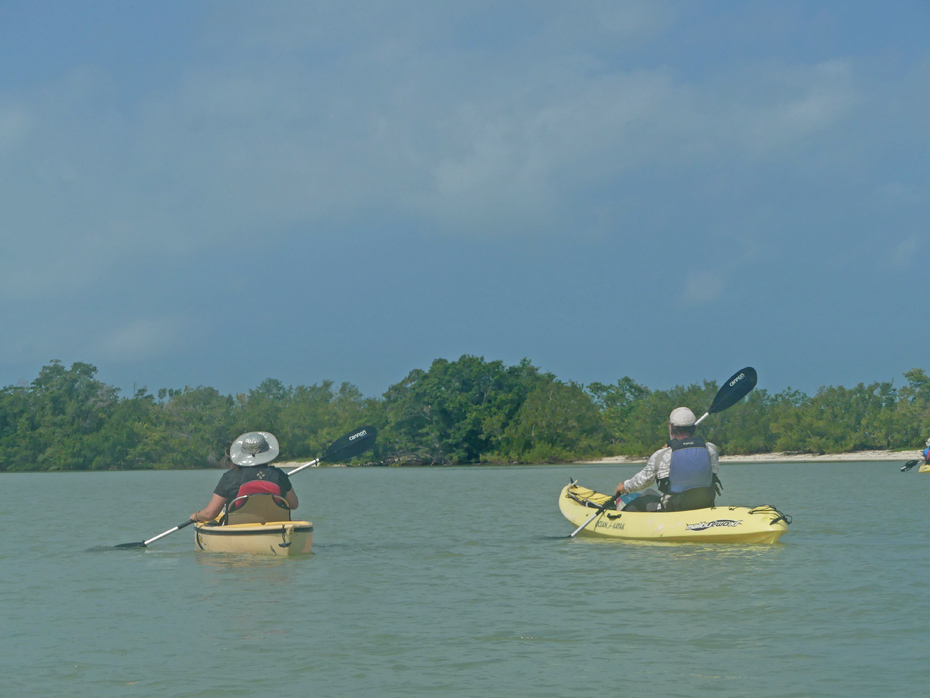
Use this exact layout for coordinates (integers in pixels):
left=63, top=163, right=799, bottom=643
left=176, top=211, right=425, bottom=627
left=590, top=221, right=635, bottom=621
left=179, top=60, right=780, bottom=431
left=579, top=450, right=923, bottom=465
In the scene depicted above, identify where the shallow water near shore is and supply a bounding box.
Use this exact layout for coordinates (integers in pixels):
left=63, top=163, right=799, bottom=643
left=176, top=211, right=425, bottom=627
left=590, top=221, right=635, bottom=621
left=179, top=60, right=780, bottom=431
left=1, top=461, right=927, bottom=697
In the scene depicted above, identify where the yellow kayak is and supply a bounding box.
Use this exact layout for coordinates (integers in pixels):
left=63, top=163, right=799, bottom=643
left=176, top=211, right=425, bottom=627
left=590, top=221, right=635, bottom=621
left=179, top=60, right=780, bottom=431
left=560, top=483, right=790, bottom=544
left=919, top=463, right=930, bottom=473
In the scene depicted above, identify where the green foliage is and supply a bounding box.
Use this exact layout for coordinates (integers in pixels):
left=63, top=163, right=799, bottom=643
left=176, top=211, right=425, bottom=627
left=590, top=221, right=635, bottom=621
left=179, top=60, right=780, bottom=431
left=265, top=379, right=380, bottom=461
left=897, top=369, right=930, bottom=444
left=499, top=377, right=608, bottom=463
left=149, top=386, right=236, bottom=468
left=3, top=359, right=930, bottom=471
left=586, top=377, right=650, bottom=448
left=381, top=356, right=544, bottom=464
left=0, top=361, right=120, bottom=471
left=617, top=380, right=718, bottom=455
left=769, top=383, right=900, bottom=454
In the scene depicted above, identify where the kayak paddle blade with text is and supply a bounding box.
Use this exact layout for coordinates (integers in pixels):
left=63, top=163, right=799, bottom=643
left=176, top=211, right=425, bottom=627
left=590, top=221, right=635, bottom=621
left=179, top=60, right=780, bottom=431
left=321, top=425, right=377, bottom=463
left=695, top=367, right=757, bottom=425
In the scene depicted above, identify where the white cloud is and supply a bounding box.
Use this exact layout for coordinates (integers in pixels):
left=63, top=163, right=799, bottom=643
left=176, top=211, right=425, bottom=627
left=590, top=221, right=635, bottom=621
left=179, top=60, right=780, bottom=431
left=416, top=68, right=677, bottom=233
left=875, top=181, right=928, bottom=206
left=0, top=311, right=189, bottom=369
left=92, top=318, right=189, bottom=363
left=888, top=235, right=921, bottom=269
left=0, top=3, right=914, bottom=305
left=0, top=103, right=32, bottom=153
left=681, top=271, right=725, bottom=307
left=740, top=60, right=858, bottom=156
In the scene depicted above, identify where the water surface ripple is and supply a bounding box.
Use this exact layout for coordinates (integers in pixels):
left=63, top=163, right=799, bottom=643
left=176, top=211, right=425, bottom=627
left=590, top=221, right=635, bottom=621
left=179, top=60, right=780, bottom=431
left=1, top=462, right=927, bottom=697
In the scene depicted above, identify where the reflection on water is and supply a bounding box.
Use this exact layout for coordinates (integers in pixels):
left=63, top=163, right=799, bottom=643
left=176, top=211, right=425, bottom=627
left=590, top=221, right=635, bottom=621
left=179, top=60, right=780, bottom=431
left=193, top=551, right=311, bottom=571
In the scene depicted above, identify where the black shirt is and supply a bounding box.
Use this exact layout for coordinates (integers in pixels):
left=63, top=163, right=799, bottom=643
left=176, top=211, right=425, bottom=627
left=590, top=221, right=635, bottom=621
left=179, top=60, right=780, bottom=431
left=213, top=465, right=294, bottom=501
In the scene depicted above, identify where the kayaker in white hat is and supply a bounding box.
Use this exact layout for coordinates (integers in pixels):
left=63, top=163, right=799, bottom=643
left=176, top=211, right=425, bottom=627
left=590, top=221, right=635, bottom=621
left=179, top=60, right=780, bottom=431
left=190, top=431, right=299, bottom=523
left=613, top=406, right=721, bottom=512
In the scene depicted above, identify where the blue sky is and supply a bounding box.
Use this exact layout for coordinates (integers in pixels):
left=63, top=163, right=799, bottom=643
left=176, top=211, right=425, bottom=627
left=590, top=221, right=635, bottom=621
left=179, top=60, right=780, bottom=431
left=1, top=1, right=928, bottom=399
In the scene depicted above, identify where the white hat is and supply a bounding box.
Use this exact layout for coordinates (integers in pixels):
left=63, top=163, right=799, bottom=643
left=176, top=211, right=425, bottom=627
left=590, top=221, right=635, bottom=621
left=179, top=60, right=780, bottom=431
left=229, top=431, right=280, bottom=466
left=669, top=407, right=696, bottom=427
left=926, top=437, right=930, bottom=448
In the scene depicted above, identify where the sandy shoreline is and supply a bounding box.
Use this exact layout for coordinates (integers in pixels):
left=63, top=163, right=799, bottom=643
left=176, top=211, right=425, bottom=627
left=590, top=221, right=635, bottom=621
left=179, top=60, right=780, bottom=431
left=276, top=449, right=924, bottom=469
left=578, top=450, right=923, bottom=465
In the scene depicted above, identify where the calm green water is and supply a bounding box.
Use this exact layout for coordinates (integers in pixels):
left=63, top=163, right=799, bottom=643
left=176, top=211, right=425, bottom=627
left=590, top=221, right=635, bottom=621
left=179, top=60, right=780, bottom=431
left=1, top=462, right=927, bottom=697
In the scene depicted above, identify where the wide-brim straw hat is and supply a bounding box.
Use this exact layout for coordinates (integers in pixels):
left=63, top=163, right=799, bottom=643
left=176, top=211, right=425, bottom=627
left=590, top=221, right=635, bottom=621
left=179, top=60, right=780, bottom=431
left=229, top=431, right=280, bottom=467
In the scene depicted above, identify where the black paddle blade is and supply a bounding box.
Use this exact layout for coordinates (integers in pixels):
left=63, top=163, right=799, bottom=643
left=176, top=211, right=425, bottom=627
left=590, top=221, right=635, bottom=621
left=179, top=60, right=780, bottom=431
left=708, top=367, right=757, bottom=414
left=321, top=425, right=377, bottom=463
left=901, top=460, right=919, bottom=472
left=112, top=541, right=147, bottom=549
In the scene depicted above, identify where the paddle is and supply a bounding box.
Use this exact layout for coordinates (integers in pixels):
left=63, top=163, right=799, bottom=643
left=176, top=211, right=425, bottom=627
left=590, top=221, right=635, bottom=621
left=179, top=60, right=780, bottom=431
left=901, top=460, right=920, bottom=472
left=286, top=425, right=377, bottom=476
left=113, top=519, right=197, bottom=549
left=112, top=425, right=378, bottom=549
left=694, top=367, right=757, bottom=425
left=569, top=367, right=758, bottom=538
left=569, top=493, right=621, bottom=538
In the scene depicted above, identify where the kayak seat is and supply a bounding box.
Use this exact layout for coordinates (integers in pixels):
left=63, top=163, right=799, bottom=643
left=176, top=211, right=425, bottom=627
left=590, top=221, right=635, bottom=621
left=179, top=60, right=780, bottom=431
left=225, top=494, right=292, bottom=525
left=621, top=492, right=662, bottom=512
left=621, top=487, right=715, bottom=512
left=665, top=486, right=716, bottom=511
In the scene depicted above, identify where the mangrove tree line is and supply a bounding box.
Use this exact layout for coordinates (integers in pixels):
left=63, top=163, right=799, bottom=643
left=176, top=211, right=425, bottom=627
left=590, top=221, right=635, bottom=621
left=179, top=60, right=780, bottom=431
left=1, top=357, right=929, bottom=471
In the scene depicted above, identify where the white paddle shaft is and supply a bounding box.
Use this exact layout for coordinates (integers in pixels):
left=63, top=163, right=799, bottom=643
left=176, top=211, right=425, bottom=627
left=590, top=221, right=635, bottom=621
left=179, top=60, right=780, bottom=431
left=285, top=458, right=322, bottom=477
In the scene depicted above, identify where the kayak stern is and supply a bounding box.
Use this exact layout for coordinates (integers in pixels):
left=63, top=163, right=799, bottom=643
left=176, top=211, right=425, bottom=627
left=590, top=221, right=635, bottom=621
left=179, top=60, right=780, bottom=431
left=194, top=520, right=313, bottom=555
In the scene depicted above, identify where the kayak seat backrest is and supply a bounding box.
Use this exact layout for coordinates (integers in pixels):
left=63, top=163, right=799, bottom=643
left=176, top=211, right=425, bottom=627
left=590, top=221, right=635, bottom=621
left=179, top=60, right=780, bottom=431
left=225, top=494, right=292, bottom=525
left=666, top=486, right=716, bottom=511
left=236, top=479, right=282, bottom=497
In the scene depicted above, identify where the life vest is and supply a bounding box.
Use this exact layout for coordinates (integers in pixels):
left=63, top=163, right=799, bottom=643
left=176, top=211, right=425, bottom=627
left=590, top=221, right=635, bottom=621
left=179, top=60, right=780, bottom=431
left=665, top=436, right=713, bottom=494
left=231, top=465, right=286, bottom=499
left=236, top=479, right=282, bottom=497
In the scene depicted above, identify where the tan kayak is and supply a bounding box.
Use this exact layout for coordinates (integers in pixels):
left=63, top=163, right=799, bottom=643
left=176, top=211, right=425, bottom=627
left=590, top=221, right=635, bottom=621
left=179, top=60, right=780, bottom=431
left=194, top=493, right=313, bottom=555
left=194, top=519, right=313, bottom=555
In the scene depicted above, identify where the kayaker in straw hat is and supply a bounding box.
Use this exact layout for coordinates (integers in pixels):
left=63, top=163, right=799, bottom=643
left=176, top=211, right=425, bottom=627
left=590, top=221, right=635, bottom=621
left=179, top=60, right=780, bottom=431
left=190, top=431, right=299, bottom=523
left=613, top=407, right=721, bottom=512
left=922, top=437, right=930, bottom=466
